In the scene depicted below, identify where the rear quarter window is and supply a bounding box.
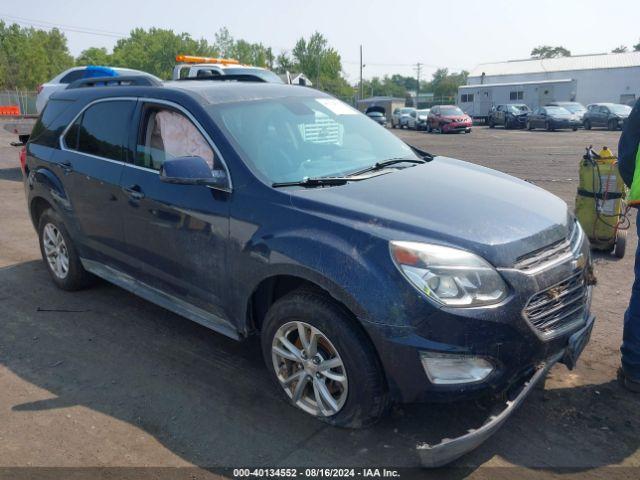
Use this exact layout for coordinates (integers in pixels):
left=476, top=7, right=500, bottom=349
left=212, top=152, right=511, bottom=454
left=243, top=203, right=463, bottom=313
left=59, top=69, right=85, bottom=84
left=29, top=99, right=77, bottom=148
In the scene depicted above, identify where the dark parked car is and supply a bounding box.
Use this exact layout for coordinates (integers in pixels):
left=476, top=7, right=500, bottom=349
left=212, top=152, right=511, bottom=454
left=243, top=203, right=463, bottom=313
left=546, top=102, right=587, bottom=125
left=583, top=103, right=631, bottom=130
left=488, top=104, right=531, bottom=129
left=526, top=106, right=581, bottom=131
left=22, top=76, right=595, bottom=466
left=366, top=110, right=387, bottom=126
left=427, top=105, right=472, bottom=133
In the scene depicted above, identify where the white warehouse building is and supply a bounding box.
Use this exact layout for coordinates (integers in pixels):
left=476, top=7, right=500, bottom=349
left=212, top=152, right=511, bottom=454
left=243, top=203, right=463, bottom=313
left=467, top=52, right=640, bottom=106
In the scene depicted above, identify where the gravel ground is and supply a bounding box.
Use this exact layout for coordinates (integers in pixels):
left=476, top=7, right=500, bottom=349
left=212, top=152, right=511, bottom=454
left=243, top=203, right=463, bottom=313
left=0, top=123, right=638, bottom=478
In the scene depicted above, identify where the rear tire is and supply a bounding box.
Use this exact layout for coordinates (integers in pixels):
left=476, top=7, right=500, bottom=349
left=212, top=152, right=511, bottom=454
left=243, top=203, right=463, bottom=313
left=38, top=208, right=94, bottom=291
left=608, top=119, right=617, bottom=131
left=584, top=119, right=591, bottom=130
left=489, top=118, right=495, bottom=128
left=261, top=289, right=389, bottom=428
left=527, top=121, right=533, bottom=131
left=546, top=121, right=553, bottom=132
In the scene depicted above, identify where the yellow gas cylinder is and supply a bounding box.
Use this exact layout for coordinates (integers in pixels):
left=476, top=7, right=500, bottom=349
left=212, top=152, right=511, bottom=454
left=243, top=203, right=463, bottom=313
left=575, top=146, right=627, bottom=254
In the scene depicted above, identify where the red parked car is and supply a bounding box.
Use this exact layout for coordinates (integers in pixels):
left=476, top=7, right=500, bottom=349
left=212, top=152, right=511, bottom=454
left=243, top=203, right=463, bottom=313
left=427, top=105, right=472, bottom=134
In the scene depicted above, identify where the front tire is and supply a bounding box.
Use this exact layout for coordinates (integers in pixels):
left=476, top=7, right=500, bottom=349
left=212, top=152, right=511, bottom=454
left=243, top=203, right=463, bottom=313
left=584, top=119, right=591, bottom=130
left=262, top=289, right=389, bottom=428
left=608, top=119, right=617, bottom=131
left=38, top=208, right=93, bottom=291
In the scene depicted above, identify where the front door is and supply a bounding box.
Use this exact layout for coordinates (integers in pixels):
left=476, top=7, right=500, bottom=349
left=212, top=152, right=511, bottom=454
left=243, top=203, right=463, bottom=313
left=118, top=101, right=232, bottom=323
left=54, top=98, right=137, bottom=268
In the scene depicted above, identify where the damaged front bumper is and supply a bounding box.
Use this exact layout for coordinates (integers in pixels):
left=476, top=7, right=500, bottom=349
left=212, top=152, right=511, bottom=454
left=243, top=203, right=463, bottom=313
left=417, top=313, right=595, bottom=468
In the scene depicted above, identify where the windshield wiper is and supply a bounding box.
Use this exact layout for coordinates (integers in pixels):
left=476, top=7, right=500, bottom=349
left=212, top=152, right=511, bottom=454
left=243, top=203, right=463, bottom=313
left=347, top=157, right=427, bottom=177
left=272, top=176, right=349, bottom=188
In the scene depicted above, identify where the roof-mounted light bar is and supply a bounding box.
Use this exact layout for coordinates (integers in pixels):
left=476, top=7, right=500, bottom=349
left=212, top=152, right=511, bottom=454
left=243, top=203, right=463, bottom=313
left=176, top=55, right=240, bottom=65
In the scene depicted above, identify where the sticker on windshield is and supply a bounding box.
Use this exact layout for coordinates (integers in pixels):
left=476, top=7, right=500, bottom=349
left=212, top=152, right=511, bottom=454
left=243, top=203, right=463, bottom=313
left=316, top=98, right=358, bottom=115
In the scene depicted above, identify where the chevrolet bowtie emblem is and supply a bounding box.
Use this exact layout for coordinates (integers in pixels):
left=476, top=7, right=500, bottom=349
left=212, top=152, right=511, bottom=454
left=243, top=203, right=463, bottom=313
left=546, top=287, right=563, bottom=302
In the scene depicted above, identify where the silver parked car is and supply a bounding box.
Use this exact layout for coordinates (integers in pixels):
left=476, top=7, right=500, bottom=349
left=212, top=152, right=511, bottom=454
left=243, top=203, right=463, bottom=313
left=391, top=107, right=415, bottom=129
left=36, top=66, right=160, bottom=113
left=407, top=109, right=431, bottom=130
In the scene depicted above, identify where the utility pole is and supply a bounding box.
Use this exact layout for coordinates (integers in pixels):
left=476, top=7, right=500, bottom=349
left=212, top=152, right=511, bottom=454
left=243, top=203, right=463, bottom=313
left=414, top=62, right=422, bottom=108
left=359, top=45, right=364, bottom=101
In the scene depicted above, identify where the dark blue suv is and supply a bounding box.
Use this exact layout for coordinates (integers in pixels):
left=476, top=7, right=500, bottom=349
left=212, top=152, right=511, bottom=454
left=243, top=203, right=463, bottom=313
left=23, top=77, right=595, bottom=465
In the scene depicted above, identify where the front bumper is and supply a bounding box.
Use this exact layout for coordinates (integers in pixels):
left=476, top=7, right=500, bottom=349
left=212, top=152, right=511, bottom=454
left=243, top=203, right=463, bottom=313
left=418, top=313, right=595, bottom=467
left=551, top=119, right=581, bottom=129
left=442, top=122, right=472, bottom=132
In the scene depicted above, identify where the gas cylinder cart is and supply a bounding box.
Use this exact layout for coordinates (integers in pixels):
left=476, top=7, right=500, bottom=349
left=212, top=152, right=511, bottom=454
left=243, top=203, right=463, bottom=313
left=575, top=146, right=631, bottom=258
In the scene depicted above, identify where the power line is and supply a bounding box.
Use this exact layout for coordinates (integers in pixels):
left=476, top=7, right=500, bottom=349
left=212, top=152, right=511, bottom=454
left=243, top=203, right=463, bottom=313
left=0, top=13, right=127, bottom=38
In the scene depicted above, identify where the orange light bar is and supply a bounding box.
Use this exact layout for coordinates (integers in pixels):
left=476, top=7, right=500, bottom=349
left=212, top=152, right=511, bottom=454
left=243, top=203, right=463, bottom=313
left=175, top=55, right=240, bottom=65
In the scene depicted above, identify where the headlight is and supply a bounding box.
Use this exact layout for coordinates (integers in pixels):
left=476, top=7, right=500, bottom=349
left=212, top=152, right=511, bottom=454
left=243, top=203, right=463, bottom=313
left=389, top=241, right=507, bottom=307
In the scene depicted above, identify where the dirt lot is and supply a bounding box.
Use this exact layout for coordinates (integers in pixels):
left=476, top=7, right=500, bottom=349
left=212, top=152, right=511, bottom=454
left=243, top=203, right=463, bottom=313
left=1, top=123, right=639, bottom=478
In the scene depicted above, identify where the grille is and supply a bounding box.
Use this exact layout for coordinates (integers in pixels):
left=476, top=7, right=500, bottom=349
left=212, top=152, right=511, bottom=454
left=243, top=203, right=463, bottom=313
left=514, top=221, right=580, bottom=272
left=523, top=270, right=588, bottom=338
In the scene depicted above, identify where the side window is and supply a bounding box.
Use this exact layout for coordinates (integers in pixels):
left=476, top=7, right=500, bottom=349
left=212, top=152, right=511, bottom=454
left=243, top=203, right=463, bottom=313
left=59, top=69, right=85, bottom=84
left=136, top=105, right=215, bottom=171
left=70, top=100, right=135, bottom=161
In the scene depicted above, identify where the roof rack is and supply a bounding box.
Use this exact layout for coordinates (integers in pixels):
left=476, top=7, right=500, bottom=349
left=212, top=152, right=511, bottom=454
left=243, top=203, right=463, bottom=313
left=67, top=75, right=162, bottom=89
left=176, top=74, right=267, bottom=83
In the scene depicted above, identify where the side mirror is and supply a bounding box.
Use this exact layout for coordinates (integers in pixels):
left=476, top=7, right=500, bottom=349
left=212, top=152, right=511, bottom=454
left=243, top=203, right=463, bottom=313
left=160, top=156, right=227, bottom=188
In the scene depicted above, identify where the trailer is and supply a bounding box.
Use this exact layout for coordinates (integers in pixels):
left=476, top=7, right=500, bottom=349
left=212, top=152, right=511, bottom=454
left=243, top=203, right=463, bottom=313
left=2, top=115, right=37, bottom=145
left=458, top=78, right=577, bottom=122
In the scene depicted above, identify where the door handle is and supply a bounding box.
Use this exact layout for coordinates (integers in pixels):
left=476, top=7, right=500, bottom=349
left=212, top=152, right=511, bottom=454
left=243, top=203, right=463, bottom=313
left=57, top=161, right=73, bottom=174
left=122, top=184, right=145, bottom=200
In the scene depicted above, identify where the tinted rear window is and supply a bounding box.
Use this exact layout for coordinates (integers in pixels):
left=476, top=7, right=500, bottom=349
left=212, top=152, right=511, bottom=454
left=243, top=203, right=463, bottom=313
left=74, top=101, right=135, bottom=161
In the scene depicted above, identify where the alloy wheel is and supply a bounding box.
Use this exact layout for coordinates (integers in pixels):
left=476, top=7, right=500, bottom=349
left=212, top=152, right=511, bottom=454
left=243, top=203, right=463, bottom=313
left=42, top=223, right=69, bottom=279
left=271, top=321, right=348, bottom=417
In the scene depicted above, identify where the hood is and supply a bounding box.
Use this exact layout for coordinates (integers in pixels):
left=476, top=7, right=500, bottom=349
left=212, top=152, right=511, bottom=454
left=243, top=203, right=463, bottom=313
left=287, top=157, right=570, bottom=267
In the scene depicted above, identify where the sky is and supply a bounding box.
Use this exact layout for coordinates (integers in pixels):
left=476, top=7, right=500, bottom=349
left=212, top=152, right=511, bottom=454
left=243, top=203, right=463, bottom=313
left=5, top=0, right=640, bottom=83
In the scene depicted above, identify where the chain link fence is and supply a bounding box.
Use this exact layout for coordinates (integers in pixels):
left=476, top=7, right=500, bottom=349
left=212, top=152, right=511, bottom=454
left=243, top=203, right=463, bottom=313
left=0, top=90, right=38, bottom=115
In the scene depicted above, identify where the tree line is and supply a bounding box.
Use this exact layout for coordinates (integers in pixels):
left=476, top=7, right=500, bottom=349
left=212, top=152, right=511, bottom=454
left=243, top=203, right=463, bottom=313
left=0, top=21, right=473, bottom=102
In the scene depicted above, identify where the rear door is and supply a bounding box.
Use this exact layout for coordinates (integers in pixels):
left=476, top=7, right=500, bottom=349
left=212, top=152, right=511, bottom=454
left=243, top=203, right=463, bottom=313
left=54, top=98, right=136, bottom=267
left=118, top=100, right=232, bottom=322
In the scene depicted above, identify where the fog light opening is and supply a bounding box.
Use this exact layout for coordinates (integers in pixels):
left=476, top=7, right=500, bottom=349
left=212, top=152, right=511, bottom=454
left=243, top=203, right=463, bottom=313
left=420, top=352, right=494, bottom=385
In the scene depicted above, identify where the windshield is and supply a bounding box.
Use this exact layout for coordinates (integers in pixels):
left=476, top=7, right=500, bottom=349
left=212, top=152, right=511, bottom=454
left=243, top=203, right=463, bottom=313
left=210, top=96, right=418, bottom=184
left=400, top=108, right=414, bottom=114
left=367, top=112, right=383, bottom=117
left=508, top=105, right=530, bottom=113
left=417, top=109, right=430, bottom=116
left=610, top=104, right=632, bottom=115
left=440, top=106, right=464, bottom=116
left=223, top=67, right=284, bottom=83
left=545, top=106, right=571, bottom=115
left=557, top=103, right=585, bottom=113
